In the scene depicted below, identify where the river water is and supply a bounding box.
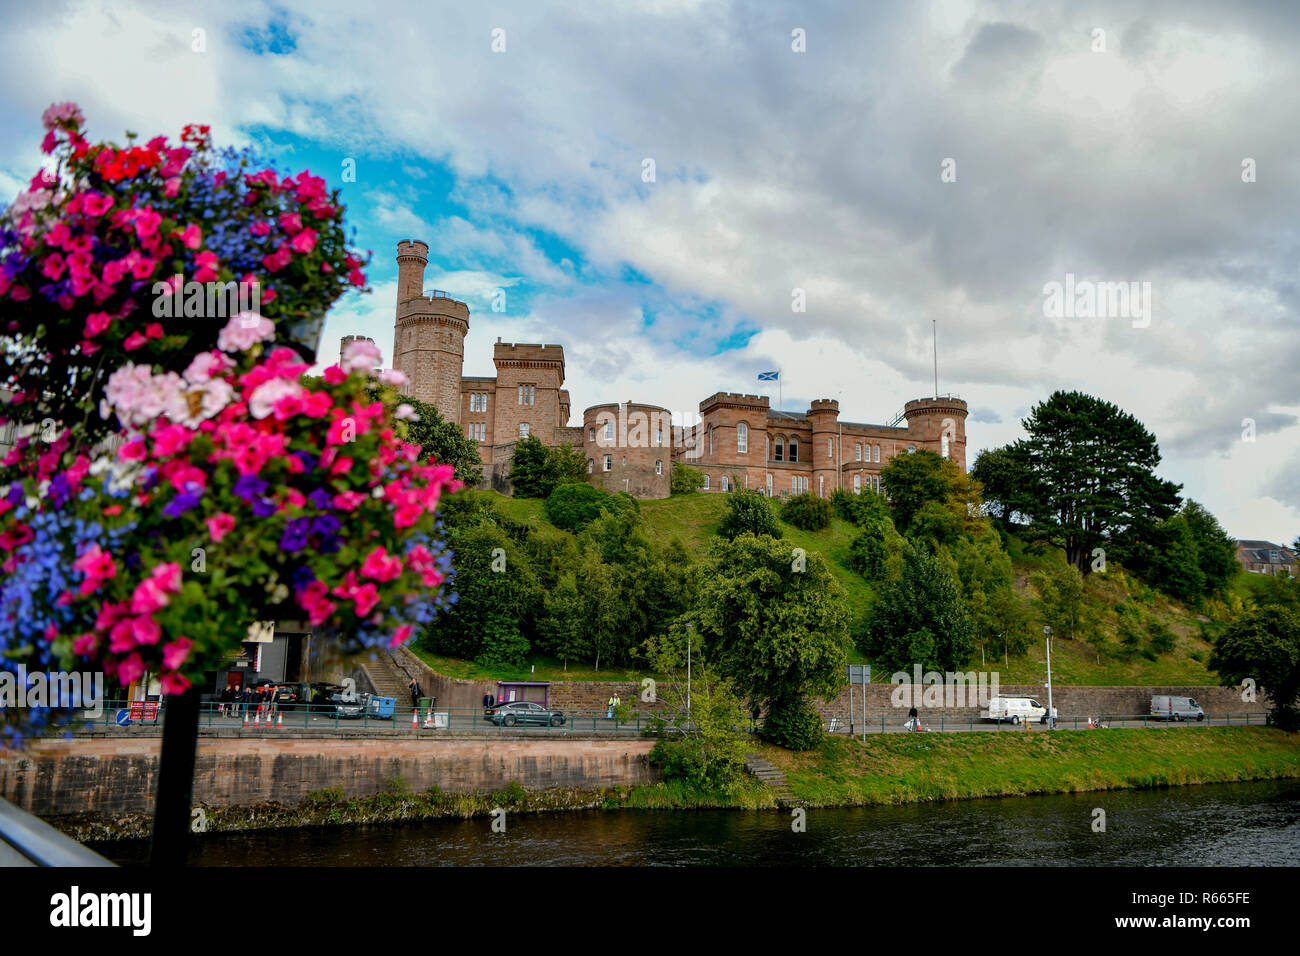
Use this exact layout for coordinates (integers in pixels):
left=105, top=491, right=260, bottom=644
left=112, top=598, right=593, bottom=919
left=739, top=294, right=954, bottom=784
left=100, top=779, right=1300, bottom=866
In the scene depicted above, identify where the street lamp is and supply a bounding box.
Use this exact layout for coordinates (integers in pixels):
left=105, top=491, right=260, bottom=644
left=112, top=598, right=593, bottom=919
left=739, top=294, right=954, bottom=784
left=686, top=623, right=692, bottom=722
left=1044, top=625, right=1055, bottom=729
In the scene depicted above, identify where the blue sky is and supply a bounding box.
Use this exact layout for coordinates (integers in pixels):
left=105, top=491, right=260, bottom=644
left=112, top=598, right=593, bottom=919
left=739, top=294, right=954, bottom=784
left=1, top=0, right=1299, bottom=544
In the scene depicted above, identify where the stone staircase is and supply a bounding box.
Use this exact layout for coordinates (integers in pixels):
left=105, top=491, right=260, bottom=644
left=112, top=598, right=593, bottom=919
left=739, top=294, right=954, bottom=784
left=746, top=753, right=795, bottom=806
left=361, top=652, right=412, bottom=708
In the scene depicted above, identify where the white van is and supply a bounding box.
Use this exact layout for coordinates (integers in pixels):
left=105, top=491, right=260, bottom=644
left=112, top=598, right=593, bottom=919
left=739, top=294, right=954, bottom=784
left=1150, top=696, right=1205, bottom=722
left=981, top=695, right=1056, bottom=725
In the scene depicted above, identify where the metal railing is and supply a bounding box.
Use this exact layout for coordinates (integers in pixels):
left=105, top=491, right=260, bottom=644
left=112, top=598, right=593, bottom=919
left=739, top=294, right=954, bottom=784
left=0, top=797, right=116, bottom=866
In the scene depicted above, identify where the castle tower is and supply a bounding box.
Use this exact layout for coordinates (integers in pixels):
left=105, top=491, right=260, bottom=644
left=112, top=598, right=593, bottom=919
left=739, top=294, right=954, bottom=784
left=807, top=398, right=840, bottom=498
left=393, top=239, right=469, bottom=424
left=902, top=396, right=969, bottom=469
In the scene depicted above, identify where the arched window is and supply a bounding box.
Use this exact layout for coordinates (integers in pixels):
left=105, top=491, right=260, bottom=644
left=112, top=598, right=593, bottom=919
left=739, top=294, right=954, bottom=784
left=604, top=422, right=614, bottom=442
left=853, top=474, right=861, bottom=494
left=587, top=459, right=594, bottom=474
left=737, top=422, right=748, bottom=453
left=774, top=436, right=784, bottom=461
left=765, top=473, right=773, bottom=496
left=789, top=438, right=799, bottom=462
left=874, top=444, right=880, bottom=462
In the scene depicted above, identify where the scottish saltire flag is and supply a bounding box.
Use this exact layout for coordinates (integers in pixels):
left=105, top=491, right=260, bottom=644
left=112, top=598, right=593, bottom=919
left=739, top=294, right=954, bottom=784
left=757, top=371, right=779, bottom=381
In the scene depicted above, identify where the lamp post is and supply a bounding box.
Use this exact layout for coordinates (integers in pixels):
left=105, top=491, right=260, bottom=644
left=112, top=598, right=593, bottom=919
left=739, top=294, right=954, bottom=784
left=686, top=623, right=692, bottom=723
left=1044, top=625, right=1055, bottom=729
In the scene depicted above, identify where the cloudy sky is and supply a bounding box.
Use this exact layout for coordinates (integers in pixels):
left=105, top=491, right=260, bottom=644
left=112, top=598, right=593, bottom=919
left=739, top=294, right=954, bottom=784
left=2, top=0, right=1297, bottom=543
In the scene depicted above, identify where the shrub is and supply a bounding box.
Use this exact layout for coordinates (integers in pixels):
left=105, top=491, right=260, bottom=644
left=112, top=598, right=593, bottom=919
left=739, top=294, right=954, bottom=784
left=1147, top=620, right=1176, bottom=655
left=718, top=488, right=782, bottom=540
left=544, top=482, right=613, bottom=532
left=847, top=528, right=889, bottom=582
left=830, top=487, right=890, bottom=527
left=671, top=461, right=707, bottom=494
left=782, top=492, right=834, bottom=531
left=760, top=697, right=824, bottom=751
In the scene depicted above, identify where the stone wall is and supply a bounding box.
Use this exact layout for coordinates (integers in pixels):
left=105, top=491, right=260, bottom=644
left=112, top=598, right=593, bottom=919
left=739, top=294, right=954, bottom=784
left=1, top=736, right=659, bottom=817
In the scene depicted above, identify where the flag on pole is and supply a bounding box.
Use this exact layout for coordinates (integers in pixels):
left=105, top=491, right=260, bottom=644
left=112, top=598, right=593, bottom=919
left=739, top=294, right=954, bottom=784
left=757, top=371, right=779, bottom=381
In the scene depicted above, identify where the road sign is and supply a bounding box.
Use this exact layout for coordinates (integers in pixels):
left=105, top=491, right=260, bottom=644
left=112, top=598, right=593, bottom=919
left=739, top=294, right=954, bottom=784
left=846, top=664, right=871, bottom=685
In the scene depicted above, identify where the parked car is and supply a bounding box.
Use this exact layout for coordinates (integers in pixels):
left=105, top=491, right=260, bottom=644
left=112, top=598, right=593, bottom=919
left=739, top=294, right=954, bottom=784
left=275, top=681, right=346, bottom=713
left=980, top=695, right=1052, bottom=725
left=483, top=700, right=566, bottom=727
left=1150, top=695, right=1205, bottom=722
left=329, top=692, right=367, bottom=719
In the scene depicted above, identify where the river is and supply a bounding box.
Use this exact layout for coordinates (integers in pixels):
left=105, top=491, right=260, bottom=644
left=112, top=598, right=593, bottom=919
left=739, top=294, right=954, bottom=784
left=98, top=779, right=1300, bottom=866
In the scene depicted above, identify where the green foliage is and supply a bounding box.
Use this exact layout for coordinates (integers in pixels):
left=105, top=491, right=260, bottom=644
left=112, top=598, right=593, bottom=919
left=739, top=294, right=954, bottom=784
left=991, top=391, right=1182, bottom=575
left=1147, top=620, right=1176, bottom=655
left=1210, top=604, right=1300, bottom=729
left=781, top=491, right=834, bottom=531
left=760, top=697, right=825, bottom=751
left=507, top=437, right=587, bottom=498
left=830, top=487, right=890, bottom=527
left=908, top=499, right=965, bottom=548
left=847, top=527, right=889, bottom=582
left=690, top=533, right=850, bottom=710
left=951, top=527, right=1019, bottom=665
left=717, top=487, right=782, bottom=540
left=643, top=636, right=752, bottom=791
left=970, top=446, right=1032, bottom=523
left=864, top=540, right=975, bottom=673
left=543, top=482, right=615, bottom=532
left=879, top=449, right=955, bottom=533
left=1032, top=561, right=1098, bottom=645
left=670, top=461, right=707, bottom=495
left=1131, top=500, right=1239, bottom=604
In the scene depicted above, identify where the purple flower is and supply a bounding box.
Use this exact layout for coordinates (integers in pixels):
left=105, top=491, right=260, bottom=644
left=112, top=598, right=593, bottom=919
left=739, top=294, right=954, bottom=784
left=290, top=565, right=316, bottom=591
left=233, top=475, right=268, bottom=502
left=163, top=489, right=203, bottom=517
left=252, top=496, right=278, bottom=518
left=279, top=516, right=311, bottom=553
left=311, top=514, right=341, bottom=537
left=307, top=487, right=333, bottom=510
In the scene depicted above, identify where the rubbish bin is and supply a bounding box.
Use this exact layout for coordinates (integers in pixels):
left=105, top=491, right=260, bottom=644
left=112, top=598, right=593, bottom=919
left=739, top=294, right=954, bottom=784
left=418, top=696, right=434, bottom=711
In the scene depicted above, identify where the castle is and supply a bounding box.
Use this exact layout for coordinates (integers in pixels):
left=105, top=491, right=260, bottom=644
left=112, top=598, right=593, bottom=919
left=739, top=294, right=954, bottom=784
left=384, top=239, right=968, bottom=498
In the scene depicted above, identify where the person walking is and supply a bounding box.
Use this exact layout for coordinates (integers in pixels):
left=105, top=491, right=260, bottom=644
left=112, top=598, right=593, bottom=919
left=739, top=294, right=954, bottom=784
left=607, top=693, right=616, bottom=719
left=907, top=705, right=919, bottom=731
left=409, top=678, right=422, bottom=710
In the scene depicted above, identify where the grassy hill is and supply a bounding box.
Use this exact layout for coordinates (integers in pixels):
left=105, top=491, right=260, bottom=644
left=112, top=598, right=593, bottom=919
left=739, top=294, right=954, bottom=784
left=455, top=490, right=1232, bottom=687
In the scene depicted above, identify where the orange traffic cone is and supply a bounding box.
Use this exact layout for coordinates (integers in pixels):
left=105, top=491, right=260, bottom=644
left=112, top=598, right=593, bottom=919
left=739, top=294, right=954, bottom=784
left=412, top=707, right=419, bottom=729
left=276, top=711, right=283, bottom=729
left=423, top=705, right=434, bottom=728
left=243, top=709, right=249, bottom=728
left=254, top=706, right=261, bottom=726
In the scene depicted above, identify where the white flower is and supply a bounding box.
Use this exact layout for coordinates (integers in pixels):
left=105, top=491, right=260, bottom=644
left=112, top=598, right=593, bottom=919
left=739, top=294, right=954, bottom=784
left=395, top=403, right=420, bottom=422
left=378, top=368, right=408, bottom=387
left=217, top=313, right=275, bottom=353
left=342, top=337, right=383, bottom=372
left=248, top=379, right=303, bottom=419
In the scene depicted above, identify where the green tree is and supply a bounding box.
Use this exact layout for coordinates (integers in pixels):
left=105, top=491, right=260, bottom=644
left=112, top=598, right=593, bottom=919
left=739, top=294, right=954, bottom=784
left=952, top=527, right=1016, bottom=666
left=864, top=540, right=975, bottom=674
left=782, top=491, right=834, bottom=531
left=1181, top=500, right=1240, bottom=596
left=717, top=487, right=782, bottom=540
left=1210, top=604, right=1300, bottom=730
left=543, top=482, right=614, bottom=532
left=847, top=526, right=890, bottom=582
left=970, top=446, right=1033, bottom=524
left=670, top=461, right=706, bottom=494
left=420, top=520, right=539, bottom=666
left=998, top=391, right=1181, bottom=575
left=506, top=437, right=586, bottom=498
left=1032, top=561, right=1100, bottom=651
left=689, top=533, right=850, bottom=749
left=643, top=632, right=752, bottom=791
left=1143, top=513, right=1206, bottom=604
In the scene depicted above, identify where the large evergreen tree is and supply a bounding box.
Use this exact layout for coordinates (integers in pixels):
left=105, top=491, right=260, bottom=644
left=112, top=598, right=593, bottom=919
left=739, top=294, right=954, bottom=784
left=1001, top=391, right=1181, bottom=575
left=864, top=540, right=975, bottom=674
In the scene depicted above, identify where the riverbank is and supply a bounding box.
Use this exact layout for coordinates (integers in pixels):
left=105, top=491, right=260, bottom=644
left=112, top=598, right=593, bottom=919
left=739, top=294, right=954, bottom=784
left=59, top=726, right=1300, bottom=844
left=764, top=726, right=1300, bottom=806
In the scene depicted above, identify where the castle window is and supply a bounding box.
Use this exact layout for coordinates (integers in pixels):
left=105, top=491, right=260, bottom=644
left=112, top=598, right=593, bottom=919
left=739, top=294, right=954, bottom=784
left=774, top=437, right=784, bottom=461
left=874, top=444, right=880, bottom=463
left=856, top=443, right=862, bottom=461
left=603, top=455, right=612, bottom=472
left=520, top=423, right=531, bottom=439
left=709, top=427, right=714, bottom=456
left=907, top=445, right=915, bottom=454
left=789, top=439, right=799, bottom=462
left=792, top=475, right=807, bottom=494
left=819, top=475, right=825, bottom=497
left=941, top=434, right=950, bottom=458
left=604, top=422, right=614, bottom=442
left=721, top=476, right=729, bottom=492
left=589, top=428, right=595, bottom=441
left=469, top=392, right=488, bottom=412
left=655, top=460, right=662, bottom=475
left=468, top=422, right=486, bottom=441
left=656, top=426, right=664, bottom=446
left=765, top=474, right=772, bottom=496
left=518, top=384, right=535, bottom=406
left=853, top=474, right=861, bottom=494
left=737, top=422, right=748, bottom=453
left=587, top=459, right=594, bottom=474
left=827, top=438, right=833, bottom=458
left=703, top=474, right=710, bottom=490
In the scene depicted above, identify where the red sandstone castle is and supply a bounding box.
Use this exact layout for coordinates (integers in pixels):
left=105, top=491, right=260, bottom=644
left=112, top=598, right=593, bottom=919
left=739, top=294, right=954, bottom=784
left=385, top=239, right=968, bottom=498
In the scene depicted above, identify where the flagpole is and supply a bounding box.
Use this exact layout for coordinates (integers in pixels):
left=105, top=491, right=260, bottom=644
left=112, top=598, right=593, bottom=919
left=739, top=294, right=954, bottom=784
left=778, top=368, right=782, bottom=411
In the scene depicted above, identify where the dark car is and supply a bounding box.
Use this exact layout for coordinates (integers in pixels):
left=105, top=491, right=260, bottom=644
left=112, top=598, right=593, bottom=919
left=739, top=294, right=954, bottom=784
left=327, top=692, right=367, bottom=719
left=276, top=681, right=345, bottom=713
left=484, top=701, right=566, bottom=727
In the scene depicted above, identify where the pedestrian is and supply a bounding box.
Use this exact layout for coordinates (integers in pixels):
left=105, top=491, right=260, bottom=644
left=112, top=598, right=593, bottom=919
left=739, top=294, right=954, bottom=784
left=409, top=678, right=422, bottom=710
left=607, top=693, right=616, bottom=719
left=750, top=704, right=760, bottom=732
left=907, top=704, right=919, bottom=731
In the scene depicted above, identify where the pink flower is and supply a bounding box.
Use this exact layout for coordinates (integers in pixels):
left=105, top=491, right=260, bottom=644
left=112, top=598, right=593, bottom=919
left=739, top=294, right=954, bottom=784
left=262, top=245, right=293, bottom=272
left=248, top=378, right=303, bottom=419
left=176, top=224, right=202, bottom=249
left=41, top=101, right=84, bottom=130
left=360, top=546, right=403, bottom=583
left=193, top=250, right=219, bottom=283
left=206, top=512, right=235, bottom=542
left=217, top=313, right=275, bottom=352
left=163, top=637, right=194, bottom=671
left=289, top=228, right=317, bottom=254
left=117, top=653, right=146, bottom=686
left=389, top=624, right=414, bottom=648
left=131, top=614, right=161, bottom=646
left=164, top=177, right=181, bottom=197
left=250, top=220, right=271, bottom=237
left=160, top=673, right=193, bottom=695
left=278, top=212, right=302, bottom=234
left=123, top=332, right=148, bottom=351
left=83, top=311, right=112, bottom=337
